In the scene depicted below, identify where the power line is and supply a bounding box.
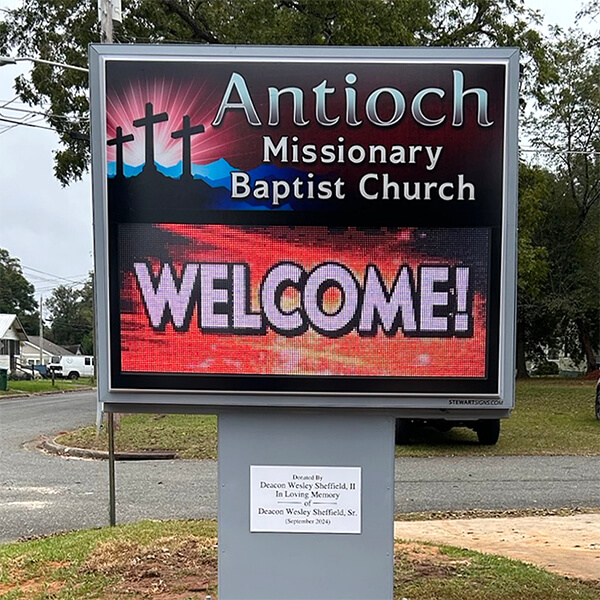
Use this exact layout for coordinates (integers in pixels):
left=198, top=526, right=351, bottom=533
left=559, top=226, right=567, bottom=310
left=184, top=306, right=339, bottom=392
left=0, top=116, right=57, bottom=132
left=0, top=96, right=20, bottom=110
left=23, top=265, right=89, bottom=283
left=0, top=105, right=89, bottom=122
left=520, top=148, right=600, bottom=155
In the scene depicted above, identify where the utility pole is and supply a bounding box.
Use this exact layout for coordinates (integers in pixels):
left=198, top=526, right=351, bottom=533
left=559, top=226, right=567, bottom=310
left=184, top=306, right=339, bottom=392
left=98, top=0, right=122, bottom=43
left=98, top=0, right=122, bottom=528
left=39, top=295, right=43, bottom=367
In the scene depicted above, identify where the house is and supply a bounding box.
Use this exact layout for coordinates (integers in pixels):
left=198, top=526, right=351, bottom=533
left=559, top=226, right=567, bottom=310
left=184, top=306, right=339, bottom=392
left=20, top=336, right=74, bottom=367
left=0, top=314, right=29, bottom=372
left=526, top=346, right=588, bottom=376
left=62, top=344, right=83, bottom=355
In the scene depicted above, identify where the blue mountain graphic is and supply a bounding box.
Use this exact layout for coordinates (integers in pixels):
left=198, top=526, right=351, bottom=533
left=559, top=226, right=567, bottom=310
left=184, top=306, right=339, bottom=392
left=108, top=158, right=337, bottom=211
left=108, top=162, right=143, bottom=178
left=156, top=163, right=182, bottom=179
left=111, top=158, right=239, bottom=184
left=193, top=158, right=238, bottom=181
left=154, top=158, right=240, bottom=182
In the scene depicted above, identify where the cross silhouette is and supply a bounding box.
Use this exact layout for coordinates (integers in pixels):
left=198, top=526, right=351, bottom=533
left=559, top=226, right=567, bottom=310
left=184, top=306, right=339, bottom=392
left=171, top=115, right=205, bottom=179
left=133, top=102, right=168, bottom=172
left=107, top=126, right=134, bottom=178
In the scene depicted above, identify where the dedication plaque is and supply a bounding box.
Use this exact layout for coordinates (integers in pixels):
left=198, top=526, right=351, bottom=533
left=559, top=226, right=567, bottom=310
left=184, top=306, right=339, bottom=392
left=250, top=465, right=361, bottom=533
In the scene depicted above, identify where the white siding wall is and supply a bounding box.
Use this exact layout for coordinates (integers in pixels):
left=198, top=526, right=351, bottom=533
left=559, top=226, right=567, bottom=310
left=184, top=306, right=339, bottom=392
left=20, top=342, right=53, bottom=366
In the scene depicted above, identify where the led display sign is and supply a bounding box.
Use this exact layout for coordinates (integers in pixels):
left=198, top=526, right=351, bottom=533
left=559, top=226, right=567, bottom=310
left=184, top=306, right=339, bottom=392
left=90, top=46, right=518, bottom=407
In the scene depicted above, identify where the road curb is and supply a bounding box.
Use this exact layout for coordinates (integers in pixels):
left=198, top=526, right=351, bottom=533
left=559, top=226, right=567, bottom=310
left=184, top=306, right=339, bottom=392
left=39, top=437, right=177, bottom=461
left=1, top=386, right=96, bottom=400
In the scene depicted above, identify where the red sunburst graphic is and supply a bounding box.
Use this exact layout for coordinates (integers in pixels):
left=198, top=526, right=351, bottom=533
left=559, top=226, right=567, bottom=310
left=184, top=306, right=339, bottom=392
left=106, top=76, right=258, bottom=169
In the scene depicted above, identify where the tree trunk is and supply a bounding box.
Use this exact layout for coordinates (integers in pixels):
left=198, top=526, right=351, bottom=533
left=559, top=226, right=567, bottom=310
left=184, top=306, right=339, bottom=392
left=575, top=318, right=598, bottom=373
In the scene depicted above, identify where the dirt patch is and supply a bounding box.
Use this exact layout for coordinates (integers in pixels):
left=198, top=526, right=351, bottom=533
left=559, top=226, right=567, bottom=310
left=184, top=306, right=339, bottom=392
left=82, top=535, right=218, bottom=599
left=0, top=560, right=72, bottom=598
left=394, top=541, right=471, bottom=584
left=0, top=577, right=65, bottom=598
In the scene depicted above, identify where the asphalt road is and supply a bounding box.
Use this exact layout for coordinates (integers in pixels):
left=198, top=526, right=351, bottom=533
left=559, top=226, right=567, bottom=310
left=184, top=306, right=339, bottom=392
left=1, top=391, right=599, bottom=543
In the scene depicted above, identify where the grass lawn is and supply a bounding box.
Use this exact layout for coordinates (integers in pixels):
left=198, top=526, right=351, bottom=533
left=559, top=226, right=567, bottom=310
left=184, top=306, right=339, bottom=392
left=55, top=378, right=599, bottom=459
left=0, top=520, right=598, bottom=600
left=0, top=378, right=96, bottom=396
left=58, top=413, right=218, bottom=459
left=396, top=378, right=599, bottom=457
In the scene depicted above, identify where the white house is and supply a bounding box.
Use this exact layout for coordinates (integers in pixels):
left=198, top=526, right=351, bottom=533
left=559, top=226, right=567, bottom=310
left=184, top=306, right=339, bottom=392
left=20, top=336, right=74, bottom=366
left=0, top=314, right=29, bottom=372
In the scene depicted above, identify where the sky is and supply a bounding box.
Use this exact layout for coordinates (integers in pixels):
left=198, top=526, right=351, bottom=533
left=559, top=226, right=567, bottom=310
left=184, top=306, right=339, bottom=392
left=0, top=0, right=595, bottom=309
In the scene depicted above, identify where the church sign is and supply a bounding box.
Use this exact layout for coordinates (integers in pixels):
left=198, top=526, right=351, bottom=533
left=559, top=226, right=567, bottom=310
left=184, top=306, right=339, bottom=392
left=89, top=46, right=518, bottom=409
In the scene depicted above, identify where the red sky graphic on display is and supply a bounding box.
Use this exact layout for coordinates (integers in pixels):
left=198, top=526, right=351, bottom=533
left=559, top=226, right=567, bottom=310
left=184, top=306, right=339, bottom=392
left=106, top=76, right=255, bottom=168
left=119, top=225, right=488, bottom=378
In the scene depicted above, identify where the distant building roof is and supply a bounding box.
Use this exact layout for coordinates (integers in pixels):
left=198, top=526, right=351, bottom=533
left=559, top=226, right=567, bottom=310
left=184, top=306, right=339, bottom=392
left=25, top=336, right=74, bottom=356
left=0, top=314, right=29, bottom=341
left=63, top=344, right=83, bottom=355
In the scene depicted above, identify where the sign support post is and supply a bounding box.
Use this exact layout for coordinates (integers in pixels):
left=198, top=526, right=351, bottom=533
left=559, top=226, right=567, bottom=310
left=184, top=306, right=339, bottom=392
left=218, top=411, right=395, bottom=600
left=108, top=411, right=116, bottom=527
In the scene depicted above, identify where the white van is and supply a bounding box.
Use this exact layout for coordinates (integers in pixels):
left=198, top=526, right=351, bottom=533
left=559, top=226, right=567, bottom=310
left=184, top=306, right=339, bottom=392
left=49, top=355, right=95, bottom=379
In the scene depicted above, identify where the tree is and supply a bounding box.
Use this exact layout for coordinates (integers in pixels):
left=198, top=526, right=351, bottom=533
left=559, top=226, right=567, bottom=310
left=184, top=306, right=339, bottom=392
left=578, top=1, right=600, bottom=45
left=0, top=248, right=39, bottom=335
left=525, top=30, right=600, bottom=373
left=78, top=273, right=95, bottom=355
left=45, top=272, right=94, bottom=349
left=515, top=163, right=551, bottom=377
left=0, top=0, right=549, bottom=184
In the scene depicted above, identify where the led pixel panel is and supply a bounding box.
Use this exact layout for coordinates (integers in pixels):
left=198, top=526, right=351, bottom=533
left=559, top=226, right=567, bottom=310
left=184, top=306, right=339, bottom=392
left=119, top=225, right=489, bottom=379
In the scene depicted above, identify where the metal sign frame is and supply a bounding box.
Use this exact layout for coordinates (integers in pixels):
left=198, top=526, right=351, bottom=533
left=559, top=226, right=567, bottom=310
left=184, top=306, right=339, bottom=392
left=90, top=45, right=518, bottom=412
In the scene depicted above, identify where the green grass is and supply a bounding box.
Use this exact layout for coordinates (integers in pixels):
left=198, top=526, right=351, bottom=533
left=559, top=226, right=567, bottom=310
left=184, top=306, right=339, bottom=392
left=394, top=542, right=600, bottom=600
left=397, top=378, right=599, bottom=457
left=56, top=378, right=599, bottom=459
left=0, top=521, right=597, bottom=600
left=0, top=378, right=96, bottom=396
left=58, top=413, right=218, bottom=459
left=0, top=520, right=217, bottom=600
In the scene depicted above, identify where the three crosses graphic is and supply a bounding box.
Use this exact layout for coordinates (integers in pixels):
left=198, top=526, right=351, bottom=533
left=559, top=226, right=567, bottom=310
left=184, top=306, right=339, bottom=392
left=107, top=102, right=205, bottom=177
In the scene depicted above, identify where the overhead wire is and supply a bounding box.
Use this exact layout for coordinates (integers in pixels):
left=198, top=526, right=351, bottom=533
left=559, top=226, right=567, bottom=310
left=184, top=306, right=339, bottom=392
left=0, top=115, right=58, bottom=132
left=0, top=105, right=89, bottom=122
left=22, top=265, right=90, bottom=283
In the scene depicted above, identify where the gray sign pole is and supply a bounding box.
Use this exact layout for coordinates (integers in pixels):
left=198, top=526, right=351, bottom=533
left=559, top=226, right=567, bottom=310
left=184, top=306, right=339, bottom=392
left=108, top=411, right=116, bottom=526
left=219, top=410, right=395, bottom=600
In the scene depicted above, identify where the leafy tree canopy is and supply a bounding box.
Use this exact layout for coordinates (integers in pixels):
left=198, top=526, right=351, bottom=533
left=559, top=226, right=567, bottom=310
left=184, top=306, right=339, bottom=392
left=45, top=272, right=94, bottom=350
left=0, top=0, right=548, bottom=184
left=524, top=30, right=600, bottom=372
left=0, top=248, right=39, bottom=335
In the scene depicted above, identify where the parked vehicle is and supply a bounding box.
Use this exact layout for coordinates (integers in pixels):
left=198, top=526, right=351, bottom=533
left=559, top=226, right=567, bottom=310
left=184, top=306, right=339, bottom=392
left=32, top=364, right=49, bottom=378
left=395, top=417, right=501, bottom=446
left=595, top=377, right=600, bottom=421
left=49, top=355, right=94, bottom=379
